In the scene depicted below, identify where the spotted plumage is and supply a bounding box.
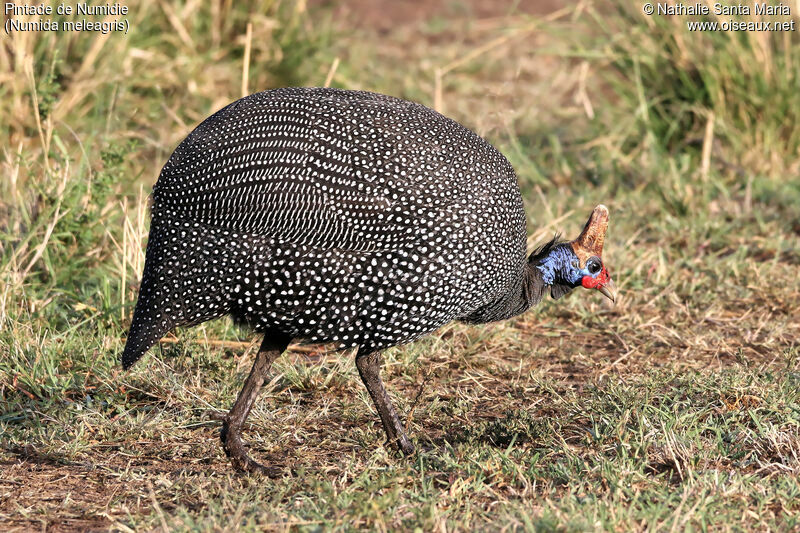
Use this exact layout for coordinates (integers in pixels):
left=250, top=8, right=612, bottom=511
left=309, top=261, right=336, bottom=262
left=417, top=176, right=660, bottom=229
left=122, top=87, right=616, bottom=471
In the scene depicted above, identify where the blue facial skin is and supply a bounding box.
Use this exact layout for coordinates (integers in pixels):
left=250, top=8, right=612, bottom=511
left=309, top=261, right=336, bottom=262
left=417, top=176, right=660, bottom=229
left=535, top=244, right=599, bottom=287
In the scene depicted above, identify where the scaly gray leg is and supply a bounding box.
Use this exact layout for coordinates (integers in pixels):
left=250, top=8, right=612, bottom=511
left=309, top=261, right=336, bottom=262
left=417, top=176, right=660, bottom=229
left=355, top=349, right=415, bottom=454
left=221, top=332, right=291, bottom=474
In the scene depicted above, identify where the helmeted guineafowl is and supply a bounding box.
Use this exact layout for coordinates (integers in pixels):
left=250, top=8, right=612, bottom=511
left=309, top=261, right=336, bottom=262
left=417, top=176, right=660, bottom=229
left=122, top=87, right=616, bottom=473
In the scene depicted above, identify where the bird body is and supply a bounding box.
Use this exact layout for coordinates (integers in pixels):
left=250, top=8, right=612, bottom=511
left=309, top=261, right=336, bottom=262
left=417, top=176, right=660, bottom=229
left=124, top=88, right=530, bottom=368
left=122, top=87, right=616, bottom=471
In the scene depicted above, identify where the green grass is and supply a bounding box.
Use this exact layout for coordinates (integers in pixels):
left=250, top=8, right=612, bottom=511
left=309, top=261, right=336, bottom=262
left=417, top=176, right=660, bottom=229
left=2, top=0, right=800, bottom=531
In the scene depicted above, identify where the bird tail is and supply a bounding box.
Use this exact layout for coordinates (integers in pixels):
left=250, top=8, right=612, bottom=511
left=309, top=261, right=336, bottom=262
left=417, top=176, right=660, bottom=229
left=120, top=215, right=230, bottom=369
left=121, top=270, right=175, bottom=369
left=121, top=218, right=177, bottom=369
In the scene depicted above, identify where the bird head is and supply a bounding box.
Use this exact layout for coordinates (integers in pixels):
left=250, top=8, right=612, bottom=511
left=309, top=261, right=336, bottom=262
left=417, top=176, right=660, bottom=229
left=570, top=204, right=617, bottom=302
left=531, top=205, right=617, bottom=303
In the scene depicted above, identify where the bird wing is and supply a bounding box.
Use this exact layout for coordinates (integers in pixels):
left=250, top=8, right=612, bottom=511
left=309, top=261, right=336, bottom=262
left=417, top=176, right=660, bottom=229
left=152, top=88, right=468, bottom=252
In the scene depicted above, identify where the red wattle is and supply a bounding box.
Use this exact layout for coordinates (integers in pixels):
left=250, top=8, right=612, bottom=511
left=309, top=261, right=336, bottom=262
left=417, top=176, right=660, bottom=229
left=582, top=267, right=609, bottom=289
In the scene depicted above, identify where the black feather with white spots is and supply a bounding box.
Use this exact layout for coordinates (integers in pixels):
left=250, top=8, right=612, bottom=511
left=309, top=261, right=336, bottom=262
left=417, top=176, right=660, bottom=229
left=122, top=88, right=529, bottom=368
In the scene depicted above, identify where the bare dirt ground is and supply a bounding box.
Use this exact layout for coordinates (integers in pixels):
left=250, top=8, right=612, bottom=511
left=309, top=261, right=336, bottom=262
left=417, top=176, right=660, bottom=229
left=309, top=0, right=566, bottom=31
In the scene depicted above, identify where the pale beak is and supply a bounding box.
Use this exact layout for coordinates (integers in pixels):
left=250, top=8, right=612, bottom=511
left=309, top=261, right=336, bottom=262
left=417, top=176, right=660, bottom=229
left=597, top=278, right=618, bottom=303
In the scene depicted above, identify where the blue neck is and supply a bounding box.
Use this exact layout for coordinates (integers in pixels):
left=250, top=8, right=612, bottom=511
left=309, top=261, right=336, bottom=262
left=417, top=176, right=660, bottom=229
left=535, top=245, right=582, bottom=287
left=463, top=243, right=583, bottom=325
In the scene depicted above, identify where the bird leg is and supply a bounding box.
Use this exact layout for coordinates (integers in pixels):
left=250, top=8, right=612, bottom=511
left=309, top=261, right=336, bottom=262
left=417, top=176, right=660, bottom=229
left=355, top=349, right=415, bottom=455
left=221, top=332, right=290, bottom=474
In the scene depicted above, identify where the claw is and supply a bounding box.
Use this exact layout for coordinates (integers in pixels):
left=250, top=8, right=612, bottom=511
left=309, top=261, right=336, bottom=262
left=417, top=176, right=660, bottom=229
left=222, top=420, right=282, bottom=476
left=389, top=434, right=416, bottom=455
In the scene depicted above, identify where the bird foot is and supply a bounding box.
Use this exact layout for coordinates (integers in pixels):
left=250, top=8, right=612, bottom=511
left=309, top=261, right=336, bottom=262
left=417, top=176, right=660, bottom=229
left=221, top=422, right=282, bottom=476
left=388, top=434, right=416, bottom=456
left=230, top=453, right=282, bottom=477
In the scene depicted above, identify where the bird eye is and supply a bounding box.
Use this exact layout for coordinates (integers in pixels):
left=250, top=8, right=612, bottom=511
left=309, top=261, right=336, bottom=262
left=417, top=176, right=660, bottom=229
left=587, top=257, right=602, bottom=275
